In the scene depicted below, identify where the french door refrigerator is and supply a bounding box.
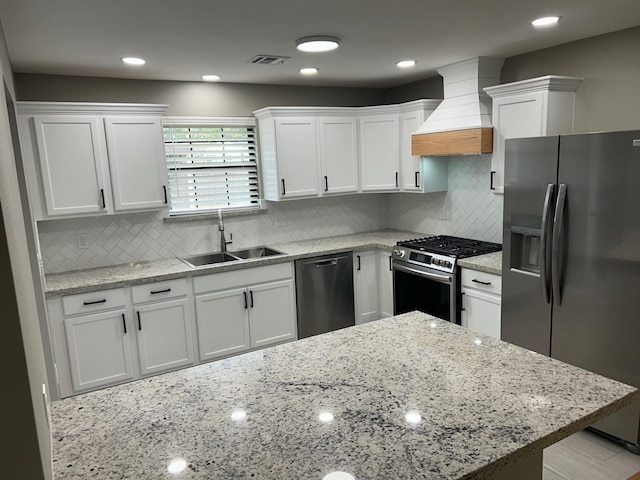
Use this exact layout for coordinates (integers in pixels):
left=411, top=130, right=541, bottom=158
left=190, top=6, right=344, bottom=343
left=502, top=130, right=640, bottom=452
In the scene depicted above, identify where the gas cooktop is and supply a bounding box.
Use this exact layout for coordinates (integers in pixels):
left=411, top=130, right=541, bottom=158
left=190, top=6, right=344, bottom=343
left=396, top=235, right=502, bottom=259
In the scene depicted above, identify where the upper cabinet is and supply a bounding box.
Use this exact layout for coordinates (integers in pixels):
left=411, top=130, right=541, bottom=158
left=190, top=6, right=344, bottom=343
left=17, top=102, right=169, bottom=220
left=485, top=76, right=582, bottom=194
left=254, top=100, right=447, bottom=201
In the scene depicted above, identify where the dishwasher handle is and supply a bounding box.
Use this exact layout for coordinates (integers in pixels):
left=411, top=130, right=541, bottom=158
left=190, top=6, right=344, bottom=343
left=300, top=255, right=351, bottom=268
left=314, top=258, right=339, bottom=267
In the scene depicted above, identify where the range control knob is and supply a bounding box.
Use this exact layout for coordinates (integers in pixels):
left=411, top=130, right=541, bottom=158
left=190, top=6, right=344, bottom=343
left=393, top=249, right=405, bottom=258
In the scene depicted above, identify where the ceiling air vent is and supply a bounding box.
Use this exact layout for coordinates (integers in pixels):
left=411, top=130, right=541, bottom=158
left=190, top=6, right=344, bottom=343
left=249, top=55, right=290, bottom=65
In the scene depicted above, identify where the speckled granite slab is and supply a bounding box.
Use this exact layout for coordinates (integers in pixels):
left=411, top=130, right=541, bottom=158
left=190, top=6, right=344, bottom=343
left=458, top=251, right=502, bottom=275
left=51, top=312, right=637, bottom=480
left=44, top=229, right=424, bottom=297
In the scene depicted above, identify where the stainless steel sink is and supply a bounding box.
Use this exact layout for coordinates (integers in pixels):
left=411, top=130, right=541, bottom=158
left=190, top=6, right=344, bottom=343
left=181, top=252, right=240, bottom=268
left=230, top=246, right=284, bottom=259
left=181, top=246, right=284, bottom=267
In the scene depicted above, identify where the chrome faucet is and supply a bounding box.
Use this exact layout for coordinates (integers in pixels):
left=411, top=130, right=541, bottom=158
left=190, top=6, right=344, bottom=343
left=218, top=209, right=232, bottom=253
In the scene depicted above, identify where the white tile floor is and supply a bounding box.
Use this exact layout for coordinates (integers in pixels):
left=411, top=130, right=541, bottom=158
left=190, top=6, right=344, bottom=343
left=543, top=430, right=640, bottom=480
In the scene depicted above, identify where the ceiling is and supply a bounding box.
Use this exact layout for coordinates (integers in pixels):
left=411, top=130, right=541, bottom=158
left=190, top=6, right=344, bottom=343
left=0, top=0, right=639, bottom=89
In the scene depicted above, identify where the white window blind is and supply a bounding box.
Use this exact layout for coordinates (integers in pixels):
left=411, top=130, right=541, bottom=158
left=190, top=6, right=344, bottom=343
left=163, top=123, right=259, bottom=214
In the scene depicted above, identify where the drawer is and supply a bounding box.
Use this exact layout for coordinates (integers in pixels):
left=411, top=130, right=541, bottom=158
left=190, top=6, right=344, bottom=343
left=461, top=269, right=502, bottom=295
left=62, top=288, right=127, bottom=316
left=131, top=278, right=188, bottom=304
left=194, top=262, right=293, bottom=294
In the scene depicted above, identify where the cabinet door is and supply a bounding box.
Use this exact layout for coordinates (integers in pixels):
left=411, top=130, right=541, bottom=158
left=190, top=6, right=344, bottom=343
left=32, top=115, right=108, bottom=216
left=248, top=279, right=297, bottom=348
left=461, top=288, right=501, bottom=339
left=104, top=116, right=168, bottom=211
left=491, top=93, right=544, bottom=194
left=318, top=117, right=359, bottom=195
left=64, top=309, right=133, bottom=392
left=377, top=251, right=394, bottom=318
left=359, top=115, right=400, bottom=191
left=400, top=110, right=424, bottom=192
left=195, top=288, right=251, bottom=361
left=135, top=298, right=195, bottom=376
left=354, top=251, right=379, bottom=324
left=274, top=117, right=319, bottom=198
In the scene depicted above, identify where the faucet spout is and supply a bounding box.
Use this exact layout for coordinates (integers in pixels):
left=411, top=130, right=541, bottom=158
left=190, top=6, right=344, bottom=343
left=218, top=209, right=232, bottom=252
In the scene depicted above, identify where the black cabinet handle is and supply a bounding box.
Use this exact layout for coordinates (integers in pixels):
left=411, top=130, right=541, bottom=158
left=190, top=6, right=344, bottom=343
left=490, top=171, right=496, bottom=190
left=472, top=278, right=491, bottom=286
left=150, top=288, right=171, bottom=295
left=395, top=172, right=399, bottom=188
left=357, top=255, right=361, bottom=271
left=100, top=189, right=106, bottom=208
left=243, top=291, right=248, bottom=309
left=415, top=171, right=420, bottom=188
left=281, top=179, right=286, bottom=196
left=249, top=290, right=254, bottom=308
left=83, top=299, right=106, bottom=306
left=389, top=255, right=392, bottom=271
left=163, top=185, right=168, bottom=203
left=137, top=311, right=142, bottom=331
left=121, top=313, right=127, bottom=334
left=460, top=292, right=466, bottom=311
left=324, top=176, right=328, bottom=192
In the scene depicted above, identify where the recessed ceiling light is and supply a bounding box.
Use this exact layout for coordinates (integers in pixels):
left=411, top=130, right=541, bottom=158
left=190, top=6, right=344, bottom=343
left=296, top=36, right=340, bottom=53
left=396, top=60, right=416, bottom=68
left=202, top=74, right=221, bottom=82
left=532, top=16, right=560, bottom=27
left=121, top=57, right=146, bottom=65
left=300, top=67, right=319, bottom=75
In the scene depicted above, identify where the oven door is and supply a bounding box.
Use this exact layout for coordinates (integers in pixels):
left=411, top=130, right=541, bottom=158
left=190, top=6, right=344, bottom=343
left=393, top=260, right=458, bottom=323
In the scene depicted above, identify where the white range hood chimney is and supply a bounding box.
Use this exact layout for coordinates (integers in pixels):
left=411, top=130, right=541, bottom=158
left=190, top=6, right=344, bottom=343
left=412, top=57, right=504, bottom=156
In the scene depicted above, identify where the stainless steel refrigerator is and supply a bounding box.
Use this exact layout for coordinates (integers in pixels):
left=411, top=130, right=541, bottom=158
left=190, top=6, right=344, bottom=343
left=502, top=130, right=640, bottom=452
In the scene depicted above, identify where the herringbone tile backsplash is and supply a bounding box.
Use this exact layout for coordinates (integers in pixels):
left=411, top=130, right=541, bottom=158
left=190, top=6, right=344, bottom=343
left=38, top=155, right=503, bottom=273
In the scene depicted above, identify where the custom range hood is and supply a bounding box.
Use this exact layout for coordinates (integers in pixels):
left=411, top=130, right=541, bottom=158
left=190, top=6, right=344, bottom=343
left=412, top=57, right=504, bottom=156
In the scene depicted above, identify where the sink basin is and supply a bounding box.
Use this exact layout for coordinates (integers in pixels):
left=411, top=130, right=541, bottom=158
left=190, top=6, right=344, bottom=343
left=230, top=246, right=284, bottom=259
left=181, top=252, right=240, bottom=268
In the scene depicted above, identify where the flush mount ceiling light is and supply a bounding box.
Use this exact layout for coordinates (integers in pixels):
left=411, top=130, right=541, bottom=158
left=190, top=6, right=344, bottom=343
left=299, top=67, right=319, bottom=75
left=121, top=57, right=146, bottom=65
left=296, top=36, right=340, bottom=53
left=396, top=60, right=416, bottom=68
left=202, top=74, right=221, bottom=81
left=532, top=16, right=560, bottom=27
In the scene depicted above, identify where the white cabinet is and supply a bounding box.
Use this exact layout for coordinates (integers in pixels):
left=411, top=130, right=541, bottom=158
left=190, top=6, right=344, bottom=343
left=485, top=76, right=582, bottom=194
left=17, top=102, right=169, bottom=220
left=460, top=269, right=502, bottom=339
left=317, top=116, right=359, bottom=195
left=359, top=113, right=401, bottom=191
left=194, top=263, right=297, bottom=361
left=64, top=308, right=134, bottom=393
left=377, top=250, right=394, bottom=318
left=354, top=250, right=380, bottom=324
left=399, top=100, right=447, bottom=193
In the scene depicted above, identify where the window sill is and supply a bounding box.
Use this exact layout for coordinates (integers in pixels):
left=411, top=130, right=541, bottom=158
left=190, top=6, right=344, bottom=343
left=163, top=206, right=268, bottom=223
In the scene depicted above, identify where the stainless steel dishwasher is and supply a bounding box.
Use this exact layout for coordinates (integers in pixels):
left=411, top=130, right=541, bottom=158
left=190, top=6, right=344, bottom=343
left=295, top=252, right=355, bottom=339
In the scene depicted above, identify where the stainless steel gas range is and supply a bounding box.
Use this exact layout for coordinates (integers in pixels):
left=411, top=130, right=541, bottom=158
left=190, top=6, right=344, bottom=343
left=391, top=235, right=502, bottom=324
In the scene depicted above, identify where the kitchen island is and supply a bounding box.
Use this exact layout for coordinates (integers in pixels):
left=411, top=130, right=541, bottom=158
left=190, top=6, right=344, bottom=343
left=50, top=311, right=637, bottom=479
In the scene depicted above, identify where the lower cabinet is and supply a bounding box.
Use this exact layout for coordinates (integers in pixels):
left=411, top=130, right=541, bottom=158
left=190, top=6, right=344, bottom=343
left=460, top=269, right=502, bottom=339
left=194, top=263, right=297, bottom=362
left=64, top=308, right=134, bottom=392
left=354, top=250, right=395, bottom=324
left=377, top=250, right=394, bottom=318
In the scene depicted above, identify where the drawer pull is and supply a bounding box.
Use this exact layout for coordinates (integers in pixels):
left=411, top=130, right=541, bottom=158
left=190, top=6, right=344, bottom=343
left=83, top=299, right=107, bottom=306
left=122, top=314, right=127, bottom=334
left=472, top=278, right=491, bottom=286
left=150, top=288, right=172, bottom=295
left=137, top=311, right=142, bottom=331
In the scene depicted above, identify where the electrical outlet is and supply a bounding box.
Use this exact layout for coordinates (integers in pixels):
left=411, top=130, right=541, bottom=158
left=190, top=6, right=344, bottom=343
left=76, top=233, right=89, bottom=249
left=439, top=205, right=447, bottom=220
left=275, top=215, right=287, bottom=227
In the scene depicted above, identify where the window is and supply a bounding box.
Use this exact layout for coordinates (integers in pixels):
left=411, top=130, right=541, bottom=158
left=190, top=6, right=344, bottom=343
left=163, top=118, right=260, bottom=214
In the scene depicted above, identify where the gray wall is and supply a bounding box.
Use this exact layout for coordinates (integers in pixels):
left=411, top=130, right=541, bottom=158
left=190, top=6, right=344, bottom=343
left=384, top=75, right=444, bottom=104
left=14, top=74, right=389, bottom=116
left=0, top=20, right=52, bottom=480
left=502, top=26, right=640, bottom=133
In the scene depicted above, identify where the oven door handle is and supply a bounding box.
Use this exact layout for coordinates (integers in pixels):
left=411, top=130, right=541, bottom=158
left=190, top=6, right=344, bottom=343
left=392, top=263, right=453, bottom=284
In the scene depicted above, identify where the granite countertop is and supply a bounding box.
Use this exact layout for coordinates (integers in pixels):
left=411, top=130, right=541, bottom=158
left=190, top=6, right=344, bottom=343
left=44, top=229, right=424, bottom=297
left=44, top=230, right=504, bottom=297
left=51, top=311, right=638, bottom=480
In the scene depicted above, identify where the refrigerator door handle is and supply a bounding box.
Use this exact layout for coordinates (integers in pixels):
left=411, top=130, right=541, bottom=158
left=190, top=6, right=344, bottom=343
left=552, top=183, right=567, bottom=306
left=540, top=184, right=555, bottom=304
